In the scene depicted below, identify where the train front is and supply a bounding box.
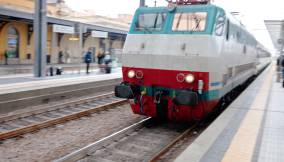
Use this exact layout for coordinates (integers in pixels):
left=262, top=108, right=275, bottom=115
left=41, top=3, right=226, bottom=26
left=115, top=5, right=220, bottom=122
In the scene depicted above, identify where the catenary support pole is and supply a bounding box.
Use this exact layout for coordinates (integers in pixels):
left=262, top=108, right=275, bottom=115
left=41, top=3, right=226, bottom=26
left=78, top=23, right=83, bottom=63
left=140, top=0, right=145, bottom=7
left=34, top=0, right=47, bottom=77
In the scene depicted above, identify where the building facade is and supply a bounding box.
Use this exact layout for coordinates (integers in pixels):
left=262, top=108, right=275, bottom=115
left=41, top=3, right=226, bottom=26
left=0, top=0, right=128, bottom=64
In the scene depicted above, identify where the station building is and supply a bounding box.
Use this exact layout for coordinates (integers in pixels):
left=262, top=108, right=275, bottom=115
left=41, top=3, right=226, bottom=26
left=0, top=0, right=128, bottom=65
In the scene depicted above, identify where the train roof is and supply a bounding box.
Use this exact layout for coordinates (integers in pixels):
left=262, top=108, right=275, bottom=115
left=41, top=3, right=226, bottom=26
left=136, top=4, right=242, bottom=24
left=135, top=4, right=246, bottom=32
left=137, top=4, right=223, bottom=13
left=133, top=4, right=259, bottom=45
left=136, top=4, right=242, bottom=28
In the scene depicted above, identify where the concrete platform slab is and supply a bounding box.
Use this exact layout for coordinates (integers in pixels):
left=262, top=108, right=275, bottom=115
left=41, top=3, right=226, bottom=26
left=0, top=68, right=122, bottom=114
left=175, top=65, right=284, bottom=162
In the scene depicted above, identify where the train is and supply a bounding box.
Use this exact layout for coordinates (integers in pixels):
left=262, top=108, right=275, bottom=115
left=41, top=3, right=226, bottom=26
left=115, top=0, right=271, bottom=122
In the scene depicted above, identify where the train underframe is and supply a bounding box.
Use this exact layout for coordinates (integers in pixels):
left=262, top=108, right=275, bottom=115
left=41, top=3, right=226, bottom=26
left=116, top=83, right=220, bottom=122
left=129, top=93, right=219, bottom=122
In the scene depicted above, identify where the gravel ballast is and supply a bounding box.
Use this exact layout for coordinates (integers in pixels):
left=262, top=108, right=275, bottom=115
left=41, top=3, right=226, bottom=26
left=0, top=104, right=145, bottom=162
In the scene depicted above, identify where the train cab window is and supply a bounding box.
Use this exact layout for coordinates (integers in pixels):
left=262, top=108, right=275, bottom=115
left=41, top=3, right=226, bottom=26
left=172, top=12, right=207, bottom=32
left=135, top=13, right=167, bottom=32
left=215, top=15, right=225, bottom=36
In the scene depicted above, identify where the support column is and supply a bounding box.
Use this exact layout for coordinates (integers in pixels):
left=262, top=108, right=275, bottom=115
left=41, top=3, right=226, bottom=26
left=109, top=38, right=113, bottom=54
left=78, top=23, right=83, bottom=63
left=34, top=0, right=47, bottom=77
left=51, top=31, right=58, bottom=64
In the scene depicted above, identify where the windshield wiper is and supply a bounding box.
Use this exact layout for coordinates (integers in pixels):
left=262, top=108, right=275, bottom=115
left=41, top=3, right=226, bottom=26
left=175, top=13, right=183, bottom=30
left=153, top=13, right=159, bottom=28
left=192, top=16, right=201, bottom=32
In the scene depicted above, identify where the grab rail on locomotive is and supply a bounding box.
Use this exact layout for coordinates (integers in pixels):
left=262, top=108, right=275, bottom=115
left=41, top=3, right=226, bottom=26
left=165, top=0, right=211, bottom=5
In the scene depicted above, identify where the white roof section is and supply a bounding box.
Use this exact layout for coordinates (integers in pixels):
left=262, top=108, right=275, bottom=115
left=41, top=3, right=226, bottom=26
left=264, top=20, right=284, bottom=51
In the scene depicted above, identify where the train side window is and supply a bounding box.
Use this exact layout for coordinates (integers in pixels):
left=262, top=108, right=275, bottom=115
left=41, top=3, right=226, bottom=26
left=215, top=15, right=225, bottom=36
left=243, top=45, right=247, bottom=54
left=236, top=31, right=241, bottom=42
left=226, top=20, right=230, bottom=41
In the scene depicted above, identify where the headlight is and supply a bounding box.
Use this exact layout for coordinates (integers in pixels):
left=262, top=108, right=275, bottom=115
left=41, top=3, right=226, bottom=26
left=127, top=70, right=135, bottom=78
left=185, top=74, right=195, bottom=83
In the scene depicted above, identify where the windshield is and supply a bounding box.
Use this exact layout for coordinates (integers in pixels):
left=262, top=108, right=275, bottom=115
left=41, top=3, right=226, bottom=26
left=135, top=13, right=167, bottom=32
left=172, top=12, right=207, bottom=32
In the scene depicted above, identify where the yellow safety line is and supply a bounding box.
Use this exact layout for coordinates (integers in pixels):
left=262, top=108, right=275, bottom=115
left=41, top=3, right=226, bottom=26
left=221, top=66, right=274, bottom=162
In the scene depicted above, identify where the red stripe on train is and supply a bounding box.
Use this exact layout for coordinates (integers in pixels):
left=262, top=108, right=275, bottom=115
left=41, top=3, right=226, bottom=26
left=122, top=67, right=209, bottom=91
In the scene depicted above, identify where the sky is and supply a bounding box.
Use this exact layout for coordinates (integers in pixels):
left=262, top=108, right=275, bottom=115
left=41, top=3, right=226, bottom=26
left=65, top=0, right=284, bottom=51
left=213, top=0, right=284, bottom=52
left=65, top=0, right=140, bottom=17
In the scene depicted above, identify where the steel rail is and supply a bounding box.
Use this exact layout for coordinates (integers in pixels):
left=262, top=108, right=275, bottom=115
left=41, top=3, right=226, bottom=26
left=0, top=96, right=127, bottom=140
left=54, top=117, right=152, bottom=162
left=0, top=82, right=116, bottom=102
left=0, top=92, right=115, bottom=123
left=150, top=124, right=198, bottom=162
left=55, top=120, right=197, bottom=162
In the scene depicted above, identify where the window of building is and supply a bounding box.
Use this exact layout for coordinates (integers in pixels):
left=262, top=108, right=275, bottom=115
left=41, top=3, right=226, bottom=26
left=172, top=12, right=207, bottom=32
left=7, top=27, right=19, bottom=58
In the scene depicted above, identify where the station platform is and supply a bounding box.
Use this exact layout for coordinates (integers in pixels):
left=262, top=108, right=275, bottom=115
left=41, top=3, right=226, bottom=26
left=0, top=67, right=122, bottom=114
left=175, top=65, right=284, bottom=162
left=0, top=67, right=122, bottom=93
left=0, top=63, right=101, bottom=76
left=0, top=67, right=121, bottom=85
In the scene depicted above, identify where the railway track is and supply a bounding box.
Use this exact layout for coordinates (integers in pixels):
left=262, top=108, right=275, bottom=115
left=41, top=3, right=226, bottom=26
left=0, top=93, right=127, bottom=141
left=54, top=66, right=263, bottom=162
left=55, top=118, right=197, bottom=162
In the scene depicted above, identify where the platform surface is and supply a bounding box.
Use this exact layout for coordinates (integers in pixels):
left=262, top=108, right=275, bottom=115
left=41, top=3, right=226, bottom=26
left=175, top=65, right=284, bottom=162
left=0, top=67, right=122, bottom=94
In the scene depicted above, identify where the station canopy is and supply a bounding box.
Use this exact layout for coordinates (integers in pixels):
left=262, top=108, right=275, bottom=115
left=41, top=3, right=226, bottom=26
left=264, top=20, right=284, bottom=52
